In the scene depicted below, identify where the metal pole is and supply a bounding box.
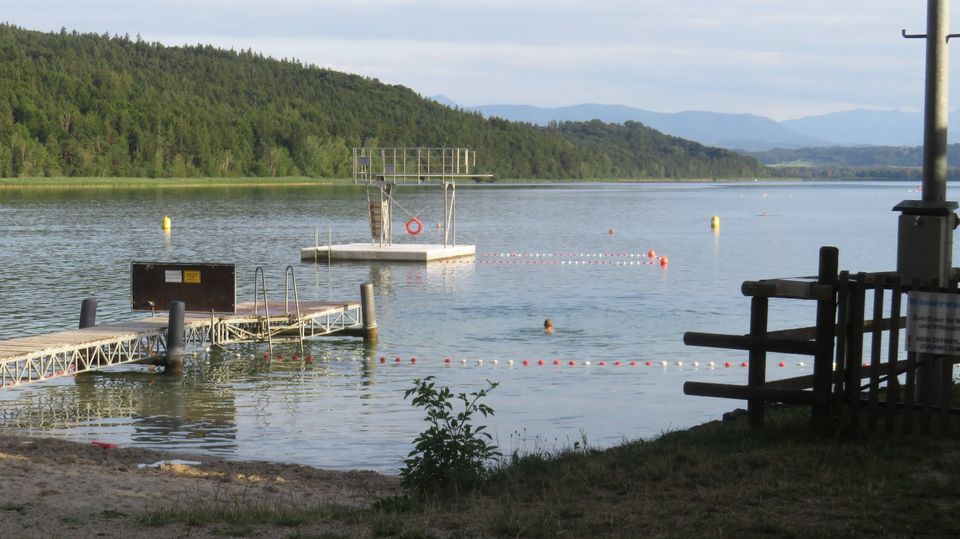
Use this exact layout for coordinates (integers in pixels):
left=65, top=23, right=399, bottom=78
left=443, top=181, right=449, bottom=247
left=923, top=0, right=950, bottom=203
left=451, top=182, right=457, bottom=246
left=165, top=300, right=185, bottom=373
left=79, top=298, right=97, bottom=329
left=360, top=282, right=378, bottom=343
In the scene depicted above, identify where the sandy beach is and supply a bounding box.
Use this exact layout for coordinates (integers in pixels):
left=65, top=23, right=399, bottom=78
left=0, top=434, right=399, bottom=538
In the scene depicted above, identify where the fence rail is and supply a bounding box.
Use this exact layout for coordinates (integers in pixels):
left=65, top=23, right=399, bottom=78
left=683, top=245, right=959, bottom=435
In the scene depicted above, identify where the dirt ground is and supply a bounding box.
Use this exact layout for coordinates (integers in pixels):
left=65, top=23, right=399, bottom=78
left=0, top=434, right=399, bottom=538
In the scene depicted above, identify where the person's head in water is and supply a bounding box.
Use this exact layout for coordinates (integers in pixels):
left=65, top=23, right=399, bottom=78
left=543, top=319, right=554, bottom=333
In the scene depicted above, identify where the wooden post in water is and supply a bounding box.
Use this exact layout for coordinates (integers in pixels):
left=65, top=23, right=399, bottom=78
left=79, top=298, right=97, bottom=329
left=165, top=301, right=185, bottom=373
left=361, top=282, right=378, bottom=343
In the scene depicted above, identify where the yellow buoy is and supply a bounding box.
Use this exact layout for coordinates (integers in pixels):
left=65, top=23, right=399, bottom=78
left=710, top=215, right=720, bottom=229
left=162, top=215, right=171, bottom=231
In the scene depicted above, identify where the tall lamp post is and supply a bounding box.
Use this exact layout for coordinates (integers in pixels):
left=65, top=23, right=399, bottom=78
left=896, top=0, right=959, bottom=401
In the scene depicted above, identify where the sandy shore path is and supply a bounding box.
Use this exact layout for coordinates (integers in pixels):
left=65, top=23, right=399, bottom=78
left=0, top=434, right=400, bottom=538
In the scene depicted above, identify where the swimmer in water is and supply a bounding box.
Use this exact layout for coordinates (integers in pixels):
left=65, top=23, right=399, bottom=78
left=543, top=319, right=554, bottom=334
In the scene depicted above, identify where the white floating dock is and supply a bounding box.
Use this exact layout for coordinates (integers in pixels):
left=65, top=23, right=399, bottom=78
left=301, top=243, right=476, bottom=262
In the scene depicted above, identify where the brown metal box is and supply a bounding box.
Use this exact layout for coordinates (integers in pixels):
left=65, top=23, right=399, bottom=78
left=131, top=262, right=236, bottom=312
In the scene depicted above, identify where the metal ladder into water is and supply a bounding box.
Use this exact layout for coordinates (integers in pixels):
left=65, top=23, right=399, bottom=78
left=253, top=266, right=306, bottom=357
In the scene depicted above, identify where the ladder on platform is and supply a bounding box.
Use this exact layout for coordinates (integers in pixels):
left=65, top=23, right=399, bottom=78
left=253, top=266, right=306, bottom=356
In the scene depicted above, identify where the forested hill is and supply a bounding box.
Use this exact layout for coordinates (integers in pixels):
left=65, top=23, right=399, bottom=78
left=0, top=24, right=766, bottom=179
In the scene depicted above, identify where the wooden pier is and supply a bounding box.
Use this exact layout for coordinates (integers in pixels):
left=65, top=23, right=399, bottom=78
left=0, top=300, right=360, bottom=389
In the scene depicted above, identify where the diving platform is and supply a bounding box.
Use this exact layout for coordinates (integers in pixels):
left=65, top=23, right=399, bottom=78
left=314, top=147, right=483, bottom=258
left=0, top=300, right=361, bottom=389
left=301, top=243, right=476, bottom=263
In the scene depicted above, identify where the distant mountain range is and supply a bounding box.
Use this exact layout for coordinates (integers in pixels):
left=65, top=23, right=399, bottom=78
left=432, top=96, right=954, bottom=151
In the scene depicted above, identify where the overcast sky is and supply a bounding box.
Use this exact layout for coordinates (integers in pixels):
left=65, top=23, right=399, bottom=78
left=4, top=1, right=959, bottom=120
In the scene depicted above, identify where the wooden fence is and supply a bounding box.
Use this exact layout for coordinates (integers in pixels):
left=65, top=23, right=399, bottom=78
left=684, top=246, right=959, bottom=435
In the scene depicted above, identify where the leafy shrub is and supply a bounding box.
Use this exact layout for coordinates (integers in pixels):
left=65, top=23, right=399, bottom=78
left=401, top=376, right=500, bottom=493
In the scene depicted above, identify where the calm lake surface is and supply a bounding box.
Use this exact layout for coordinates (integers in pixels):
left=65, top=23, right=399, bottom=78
left=0, top=181, right=940, bottom=472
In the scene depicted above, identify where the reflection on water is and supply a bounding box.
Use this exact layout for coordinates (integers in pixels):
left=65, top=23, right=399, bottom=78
left=0, top=181, right=946, bottom=472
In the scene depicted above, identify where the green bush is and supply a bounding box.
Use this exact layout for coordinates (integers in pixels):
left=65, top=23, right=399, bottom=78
left=401, top=376, right=500, bottom=493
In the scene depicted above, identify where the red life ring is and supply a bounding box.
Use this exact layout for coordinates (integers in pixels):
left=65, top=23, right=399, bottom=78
left=405, top=216, right=424, bottom=236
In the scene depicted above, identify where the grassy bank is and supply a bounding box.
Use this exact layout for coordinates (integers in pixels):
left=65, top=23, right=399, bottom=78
left=0, top=176, right=781, bottom=189
left=138, top=405, right=960, bottom=538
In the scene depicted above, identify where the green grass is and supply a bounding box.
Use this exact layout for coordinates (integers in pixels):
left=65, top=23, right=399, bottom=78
left=135, top=402, right=960, bottom=537
left=0, top=175, right=784, bottom=189
left=137, top=489, right=365, bottom=529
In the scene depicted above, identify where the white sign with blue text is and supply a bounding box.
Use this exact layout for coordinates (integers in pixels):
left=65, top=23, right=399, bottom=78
left=906, top=291, right=960, bottom=356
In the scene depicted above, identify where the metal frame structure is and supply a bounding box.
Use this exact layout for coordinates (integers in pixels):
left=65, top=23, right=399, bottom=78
left=352, top=147, right=488, bottom=184
left=352, top=147, right=491, bottom=248
left=0, top=303, right=361, bottom=389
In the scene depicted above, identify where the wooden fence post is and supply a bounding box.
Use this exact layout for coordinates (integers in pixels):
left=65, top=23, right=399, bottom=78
left=747, top=296, right=769, bottom=426
left=813, top=246, right=839, bottom=425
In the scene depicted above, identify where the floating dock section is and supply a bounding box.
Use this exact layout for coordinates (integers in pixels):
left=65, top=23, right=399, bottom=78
left=0, top=300, right=360, bottom=389
left=301, top=243, right=475, bottom=263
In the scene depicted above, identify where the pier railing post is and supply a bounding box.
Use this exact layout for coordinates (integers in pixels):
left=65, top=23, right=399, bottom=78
left=165, top=301, right=186, bottom=373
left=361, top=282, right=378, bottom=343
left=79, top=298, right=98, bottom=329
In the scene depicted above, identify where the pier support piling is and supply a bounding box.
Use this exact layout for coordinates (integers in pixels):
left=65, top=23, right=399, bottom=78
left=79, top=298, right=98, bottom=329
left=165, top=301, right=186, bottom=373
left=361, top=282, right=378, bottom=343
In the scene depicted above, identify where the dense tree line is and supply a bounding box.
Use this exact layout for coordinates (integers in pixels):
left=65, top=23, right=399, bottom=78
left=745, top=145, right=960, bottom=181
left=745, top=144, right=960, bottom=170
left=0, top=24, right=767, bottom=179
left=769, top=165, right=960, bottom=182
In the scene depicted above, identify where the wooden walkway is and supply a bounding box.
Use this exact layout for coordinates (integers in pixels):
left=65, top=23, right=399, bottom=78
left=0, top=300, right=361, bottom=389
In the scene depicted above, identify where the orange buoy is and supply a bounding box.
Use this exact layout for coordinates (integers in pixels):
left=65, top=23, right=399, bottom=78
left=660, top=256, right=669, bottom=267
left=405, top=217, right=424, bottom=236
left=647, top=249, right=656, bottom=258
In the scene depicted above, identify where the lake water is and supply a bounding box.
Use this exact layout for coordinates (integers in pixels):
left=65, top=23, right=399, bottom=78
left=0, top=181, right=940, bottom=472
